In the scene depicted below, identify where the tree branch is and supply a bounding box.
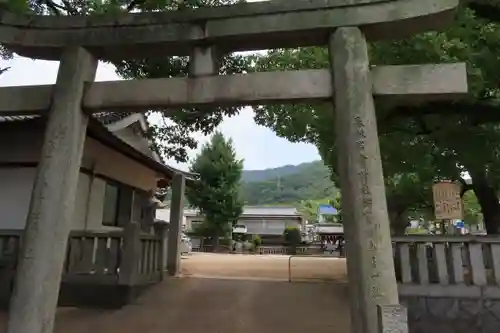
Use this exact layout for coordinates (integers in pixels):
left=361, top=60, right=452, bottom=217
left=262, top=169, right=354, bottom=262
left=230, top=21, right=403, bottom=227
left=35, top=0, right=81, bottom=15
left=39, top=0, right=62, bottom=15
left=383, top=101, right=500, bottom=125
left=466, top=0, right=500, bottom=22
left=0, top=67, right=10, bottom=75
left=127, top=0, right=145, bottom=11
left=459, top=177, right=474, bottom=197
left=60, top=0, right=79, bottom=15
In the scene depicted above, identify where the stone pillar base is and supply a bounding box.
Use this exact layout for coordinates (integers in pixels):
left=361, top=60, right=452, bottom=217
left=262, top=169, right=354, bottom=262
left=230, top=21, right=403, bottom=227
left=377, top=304, right=408, bottom=333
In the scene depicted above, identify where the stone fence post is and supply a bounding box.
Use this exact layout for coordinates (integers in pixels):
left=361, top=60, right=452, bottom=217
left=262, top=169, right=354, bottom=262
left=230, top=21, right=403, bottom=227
left=153, top=220, right=169, bottom=280
left=119, top=222, right=141, bottom=286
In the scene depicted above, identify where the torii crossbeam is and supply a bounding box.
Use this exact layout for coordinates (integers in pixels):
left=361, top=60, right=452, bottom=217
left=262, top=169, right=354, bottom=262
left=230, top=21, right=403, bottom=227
left=0, top=1, right=465, bottom=333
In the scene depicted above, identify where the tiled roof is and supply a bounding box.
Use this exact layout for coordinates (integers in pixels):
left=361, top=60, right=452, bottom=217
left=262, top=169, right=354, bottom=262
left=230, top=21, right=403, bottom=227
left=0, top=115, right=39, bottom=122
left=241, top=206, right=300, bottom=216
left=180, top=206, right=301, bottom=217
left=0, top=112, right=133, bottom=124
left=93, top=112, right=134, bottom=125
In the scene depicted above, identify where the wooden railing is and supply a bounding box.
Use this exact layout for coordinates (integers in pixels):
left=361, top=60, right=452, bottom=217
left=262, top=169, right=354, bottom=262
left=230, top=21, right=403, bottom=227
left=137, top=233, right=164, bottom=284
left=0, top=223, right=164, bottom=288
left=393, top=236, right=500, bottom=298
left=63, top=230, right=124, bottom=284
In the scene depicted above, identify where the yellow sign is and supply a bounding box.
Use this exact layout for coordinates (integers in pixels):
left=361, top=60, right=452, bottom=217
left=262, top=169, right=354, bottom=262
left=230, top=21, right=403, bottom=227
left=432, top=182, right=463, bottom=220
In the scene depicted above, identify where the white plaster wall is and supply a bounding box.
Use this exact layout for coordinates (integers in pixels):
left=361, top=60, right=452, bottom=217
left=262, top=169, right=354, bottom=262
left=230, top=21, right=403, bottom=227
left=0, top=124, right=159, bottom=232
left=0, top=168, right=91, bottom=230
left=73, top=172, right=91, bottom=230
left=85, top=177, right=106, bottom=230
left=156, top=208, right=188, bottom=226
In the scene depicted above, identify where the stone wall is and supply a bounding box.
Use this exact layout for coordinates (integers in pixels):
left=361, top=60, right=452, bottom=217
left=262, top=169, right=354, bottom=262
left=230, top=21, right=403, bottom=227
left=402, top=296, right=500, bottom=333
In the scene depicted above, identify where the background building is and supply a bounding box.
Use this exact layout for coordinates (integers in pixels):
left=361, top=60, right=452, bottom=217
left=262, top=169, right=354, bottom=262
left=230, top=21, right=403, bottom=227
left=157, top=206, right=305, bottom=244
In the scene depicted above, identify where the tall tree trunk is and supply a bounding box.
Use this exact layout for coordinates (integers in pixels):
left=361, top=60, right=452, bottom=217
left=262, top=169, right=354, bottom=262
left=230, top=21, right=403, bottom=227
left=390, top=212, right=408, bottom=236
left=470, top=171, right=500, bottom=234
left=387, top=201, right=408, bottom=236
left=211, top=231, right=220, bottom=251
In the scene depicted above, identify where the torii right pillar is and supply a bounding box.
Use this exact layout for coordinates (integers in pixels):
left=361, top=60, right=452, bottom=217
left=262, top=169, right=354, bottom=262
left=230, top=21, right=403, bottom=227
left=329, top=27, right=401, bottom=333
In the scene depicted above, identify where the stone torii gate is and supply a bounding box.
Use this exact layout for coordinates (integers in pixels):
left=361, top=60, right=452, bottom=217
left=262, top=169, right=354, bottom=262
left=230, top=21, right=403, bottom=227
left=0, top=0, right=467, bottom=332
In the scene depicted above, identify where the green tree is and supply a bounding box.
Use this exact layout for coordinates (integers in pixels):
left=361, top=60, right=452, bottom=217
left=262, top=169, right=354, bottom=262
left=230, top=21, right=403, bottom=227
left=252, top=6, right=500, bottom=233
left=252, top=234, right=262, bottom=248
left=283, top=226, right=301, bottom=255
left=296, top=198, right=339, bottom=223
left=331, top=191, right=342, bottom=223
left=185, top=132, right=244, bottom=247
left=241, top=161, right=335, bottom=205
left=463, top=190, right=483, bottom=227
left=297, top=200, right=321, bottom=222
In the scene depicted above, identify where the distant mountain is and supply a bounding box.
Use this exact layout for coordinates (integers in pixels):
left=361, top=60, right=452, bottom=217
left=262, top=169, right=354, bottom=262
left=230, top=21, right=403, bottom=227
left=242, top=161, right=325, bottom=182
left=161, top=160, right=337, bottom=207
left=241, top=161, right=337, bottom=205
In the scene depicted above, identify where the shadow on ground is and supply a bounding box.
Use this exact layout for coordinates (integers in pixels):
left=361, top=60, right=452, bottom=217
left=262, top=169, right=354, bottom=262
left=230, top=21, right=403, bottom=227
left=0, top=254, right=351, bottom=333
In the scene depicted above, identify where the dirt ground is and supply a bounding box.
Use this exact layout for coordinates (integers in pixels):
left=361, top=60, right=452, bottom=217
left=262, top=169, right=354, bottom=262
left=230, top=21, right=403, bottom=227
left=0, top=253, right=351, bottom=333
left=181, top=252, right=349, bottom=282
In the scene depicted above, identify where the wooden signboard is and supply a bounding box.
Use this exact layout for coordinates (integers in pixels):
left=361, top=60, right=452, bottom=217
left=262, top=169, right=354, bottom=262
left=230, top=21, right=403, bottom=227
left=432, top=181, right=463, bottom=220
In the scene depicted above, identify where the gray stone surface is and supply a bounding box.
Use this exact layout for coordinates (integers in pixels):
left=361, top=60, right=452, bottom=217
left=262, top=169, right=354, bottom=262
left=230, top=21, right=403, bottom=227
left=401, top=296, right=500, bottom=333
left=0, top=0, right=459, bottom=60
left=167, top=173, right=186, bottom=276
left=378, top=304, right=408, bottom=333
left=0, top=64, right=468, bottom=116
left=6, top=47, right=97, bottom=333
left=189, top=46, right=220, bottom=77
left=330, top=26, right=399, bottom=333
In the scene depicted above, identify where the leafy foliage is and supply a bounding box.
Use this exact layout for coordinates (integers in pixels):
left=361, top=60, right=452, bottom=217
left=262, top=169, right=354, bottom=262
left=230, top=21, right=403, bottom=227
left=463, top=190, right=483, bottom=227
left=185, top=132, right=244, bottom=244
left=110, top=0, right=252, bottom=163
left=115, top=46, right=252, bottom=162
left=241, top=161, right=336, bottom=205
left=296, top=194, right=341, bottom=223
left=251, top=234, right=262, bottom=248
left=283, top=226, right=301, bottom=254
left=251, top=6, right=500, bottom=233
left=3, top=0, right=252, bottom=162
left=241, top=161, right=325, bottom=182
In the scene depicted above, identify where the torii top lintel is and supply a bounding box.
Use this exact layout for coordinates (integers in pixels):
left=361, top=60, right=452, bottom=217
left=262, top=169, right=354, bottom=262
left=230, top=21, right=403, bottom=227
left=0, top=0, right=458, bottom=61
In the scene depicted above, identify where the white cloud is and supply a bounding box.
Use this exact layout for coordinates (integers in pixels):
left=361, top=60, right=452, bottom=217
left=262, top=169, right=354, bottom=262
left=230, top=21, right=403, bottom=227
left=1, top=53, right=319, bottom=172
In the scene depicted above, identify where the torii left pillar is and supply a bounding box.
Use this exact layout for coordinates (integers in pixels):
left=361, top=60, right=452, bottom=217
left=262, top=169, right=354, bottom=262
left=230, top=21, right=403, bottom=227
left=7, top=47, right=97, bottom=333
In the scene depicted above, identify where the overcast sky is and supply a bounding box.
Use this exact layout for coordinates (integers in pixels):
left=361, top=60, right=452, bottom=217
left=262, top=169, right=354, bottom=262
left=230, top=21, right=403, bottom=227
left=0, top=57, right=320, bottom=171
